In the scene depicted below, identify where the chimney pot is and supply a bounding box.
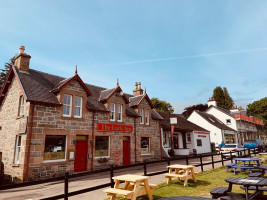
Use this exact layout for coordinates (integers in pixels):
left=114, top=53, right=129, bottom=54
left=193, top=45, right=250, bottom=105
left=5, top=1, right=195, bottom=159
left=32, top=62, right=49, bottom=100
left=19, top=45, right=25, bottom=54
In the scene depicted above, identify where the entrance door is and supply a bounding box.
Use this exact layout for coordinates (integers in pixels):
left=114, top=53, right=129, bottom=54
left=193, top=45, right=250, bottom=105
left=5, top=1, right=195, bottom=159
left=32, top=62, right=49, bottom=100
left=123, top=136, right=131, bottom=166
left=173, top=135, right=179, bottom=149
left=74, top=136, right=88, bottom=172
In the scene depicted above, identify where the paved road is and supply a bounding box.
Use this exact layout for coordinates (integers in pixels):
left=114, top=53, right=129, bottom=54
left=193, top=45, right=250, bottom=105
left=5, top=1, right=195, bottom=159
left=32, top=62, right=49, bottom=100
left=0, top=155, right=231, bottom=200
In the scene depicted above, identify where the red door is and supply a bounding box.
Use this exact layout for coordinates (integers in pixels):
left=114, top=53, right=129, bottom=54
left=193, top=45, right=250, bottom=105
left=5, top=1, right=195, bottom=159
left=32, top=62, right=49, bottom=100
left=74, top=139, right=88, bottom=172
left=123, top=137, right=131, bottom=166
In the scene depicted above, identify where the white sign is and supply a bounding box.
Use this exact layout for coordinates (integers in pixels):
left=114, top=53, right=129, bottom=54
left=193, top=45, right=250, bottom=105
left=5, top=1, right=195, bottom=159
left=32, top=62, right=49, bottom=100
left=170, top=117, right=177, bottom=124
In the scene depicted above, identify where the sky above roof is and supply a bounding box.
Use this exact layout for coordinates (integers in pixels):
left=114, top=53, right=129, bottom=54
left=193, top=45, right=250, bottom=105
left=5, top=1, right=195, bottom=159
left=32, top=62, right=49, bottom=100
left=0, top=1, right=266, bottom=113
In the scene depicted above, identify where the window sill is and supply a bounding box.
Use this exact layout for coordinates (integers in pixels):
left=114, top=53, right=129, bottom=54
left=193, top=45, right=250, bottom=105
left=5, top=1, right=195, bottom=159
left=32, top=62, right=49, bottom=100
left=43, top=159, right=66, bottom=163
left=16, top=115, right=24, bottom=119
left=141, top=154, right=151, bottom=156
left=12, top=164, right=20, bottom=167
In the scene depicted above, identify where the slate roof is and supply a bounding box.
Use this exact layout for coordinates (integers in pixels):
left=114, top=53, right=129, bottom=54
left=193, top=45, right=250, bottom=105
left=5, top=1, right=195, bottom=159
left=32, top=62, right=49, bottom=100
left=207, top=105, right=234, bottom=118
left=158, top=112, right=209, bottom=132
left=129, top=95, right=144, bottom=107
left=195, top=111, right=236, bottom=131
left=5, top=66, right=162, bottom=120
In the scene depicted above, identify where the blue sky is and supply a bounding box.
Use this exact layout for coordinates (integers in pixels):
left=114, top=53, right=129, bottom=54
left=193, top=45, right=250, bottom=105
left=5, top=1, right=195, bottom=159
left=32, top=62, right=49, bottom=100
left=0, top=1, right=266, bottom=113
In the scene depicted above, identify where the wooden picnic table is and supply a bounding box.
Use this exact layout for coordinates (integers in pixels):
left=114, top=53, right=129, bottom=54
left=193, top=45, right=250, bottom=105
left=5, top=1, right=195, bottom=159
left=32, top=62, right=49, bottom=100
left=165, top=164, right=198, bottom=186
left=103, top=174, right=155, bottom=200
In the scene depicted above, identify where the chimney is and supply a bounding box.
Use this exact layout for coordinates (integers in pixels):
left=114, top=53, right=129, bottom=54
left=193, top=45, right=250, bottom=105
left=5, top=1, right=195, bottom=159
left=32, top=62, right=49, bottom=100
left=14, top=45, right=31, bottom=71
left=133, top=82, right=143, bottom=96
left=208, top=97, right=217, bottom=107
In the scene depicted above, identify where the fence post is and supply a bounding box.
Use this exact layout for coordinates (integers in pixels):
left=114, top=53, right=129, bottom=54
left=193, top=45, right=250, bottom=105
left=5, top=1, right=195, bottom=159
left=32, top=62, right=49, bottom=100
left=211, top=153, right=214, bottom=169
left=110, top=164, right=114, bottom=188
left=199, top=154, right=203, bottom=172
left=167, top=157, right=170, bottom=166
left=64, top=172, right=69, bottom=200
left=237, top=150, right=240, bottom=157
left=186, top=156, right=189, bottom=165
left=248, top=149, right=251, bottom=158
left=230, top=151, right=233, bottom=163
left=221, top=151, right=224, bottom=166
left=144, top=160, right=147, bottom=176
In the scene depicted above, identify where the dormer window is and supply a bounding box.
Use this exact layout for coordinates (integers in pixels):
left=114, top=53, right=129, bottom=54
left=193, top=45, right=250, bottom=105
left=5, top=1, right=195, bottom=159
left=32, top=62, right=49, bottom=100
left=117, top=104, right=122, bottom=122
left=18, top=95, right=25, bottom=116
left=110, top=103, right=115, bottom=121
left=140, top=108, right=144, bottom=124
left=63, top=94, right=72, bottom=117
left=74, top=97, right=82, bottom=118
left=145, top=110, right=149, bottom=125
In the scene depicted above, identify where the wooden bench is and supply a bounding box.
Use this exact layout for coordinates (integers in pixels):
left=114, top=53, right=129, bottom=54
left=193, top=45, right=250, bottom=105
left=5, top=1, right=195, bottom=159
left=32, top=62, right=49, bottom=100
left=240, top=186, right=267, bottom=192
left=231, top=165, right=255, bottom=175
left=103, top=188, right=133, bottom=199
left=225, top=163, right=235, bottom=172
left=248, top=172, right=262, bottom=177
left=210, top=186, right=229, bottom=199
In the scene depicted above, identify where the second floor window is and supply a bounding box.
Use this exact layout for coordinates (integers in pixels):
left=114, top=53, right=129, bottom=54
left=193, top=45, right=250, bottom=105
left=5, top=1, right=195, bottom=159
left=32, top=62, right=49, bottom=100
left=63, top=94, right=72, bottom=117
left=140, top=108, right=144, bottom=124
left=145, top=110, right=149, bottom=125
left=14, top=135, right=22, bottom=164
left=117, top=104, right=122, bottom=122
left=110, top=103, right=115, bottom=121
left=74, top=97, right=82, bottom=118
left=18, top=96, right=25, bottom=116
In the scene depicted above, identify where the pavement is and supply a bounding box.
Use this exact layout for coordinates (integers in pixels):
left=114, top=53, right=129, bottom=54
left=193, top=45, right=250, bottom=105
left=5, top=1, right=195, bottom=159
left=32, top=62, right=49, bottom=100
left=0, top=155, right=231, bottom=200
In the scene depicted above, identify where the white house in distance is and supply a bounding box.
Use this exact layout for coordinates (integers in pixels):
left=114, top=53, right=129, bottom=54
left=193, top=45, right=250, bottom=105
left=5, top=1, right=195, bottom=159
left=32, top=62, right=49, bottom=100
left=159, top=112, right=211, bottom=156
left=188, top=110, right=237, bottom=148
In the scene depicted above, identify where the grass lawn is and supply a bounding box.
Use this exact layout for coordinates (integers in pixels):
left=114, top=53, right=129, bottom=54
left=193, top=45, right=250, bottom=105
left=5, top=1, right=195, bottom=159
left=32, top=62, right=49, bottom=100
left=104, top=166, right=250, bottom=200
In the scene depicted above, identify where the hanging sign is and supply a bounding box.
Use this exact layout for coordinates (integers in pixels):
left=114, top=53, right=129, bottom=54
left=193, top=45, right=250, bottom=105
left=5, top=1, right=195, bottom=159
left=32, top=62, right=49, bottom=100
left=171, top=125, right=175, bottom=138
left=97, top=123, right=133, bottom=132
left=170, top=117, right=177, bottom=124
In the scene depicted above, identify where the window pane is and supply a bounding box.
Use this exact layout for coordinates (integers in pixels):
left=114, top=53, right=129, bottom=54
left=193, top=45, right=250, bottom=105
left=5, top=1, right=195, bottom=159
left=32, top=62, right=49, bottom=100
left=44, top=135, right=66, bottom=161
left=75, top=97, right=81, bottom=107
left=64, top=95, right=70, bottom=105
left=197, top=139, right=202, bottom=146
left=95, top=136, right=109, bottom=157
left=63, top=105, right=70, bottom=115
left=141, top=137, right=150, bottom=154
left=74, top=107, right=80, bottom=116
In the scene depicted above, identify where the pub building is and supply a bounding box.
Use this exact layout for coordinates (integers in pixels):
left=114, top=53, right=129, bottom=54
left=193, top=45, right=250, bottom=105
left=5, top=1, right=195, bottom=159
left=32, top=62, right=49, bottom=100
left=0, top=46, right=163, bottom=182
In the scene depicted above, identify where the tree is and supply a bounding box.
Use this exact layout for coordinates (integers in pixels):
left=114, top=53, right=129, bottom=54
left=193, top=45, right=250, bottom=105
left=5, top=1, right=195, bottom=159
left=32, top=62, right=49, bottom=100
left=0, top=57, right=15, bottom=90
left=212, top=86, right=234, bottom=110
left=247, top=97, right=267, bottom=131
left=151, top=97, right=174, bottom=113
left=182, top=104, right=208, bottom=118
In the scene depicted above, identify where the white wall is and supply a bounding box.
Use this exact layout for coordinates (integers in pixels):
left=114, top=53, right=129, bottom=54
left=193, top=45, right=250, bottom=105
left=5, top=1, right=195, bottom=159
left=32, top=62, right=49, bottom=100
left=192, top=132, right=211, bottom=154
left=188, top=111, right=223, bottom=147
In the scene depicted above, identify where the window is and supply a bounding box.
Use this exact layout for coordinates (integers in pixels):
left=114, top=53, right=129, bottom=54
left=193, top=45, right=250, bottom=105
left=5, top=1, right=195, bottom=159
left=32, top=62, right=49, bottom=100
left=14, top=135, right=22, bottom=164
left=197, top=139, right=202, bottom=146
left=117, top=104, right=122, bottom=122
left=63, top=95, right=72, bottom=117
left=226, top=119, right=231, bottom=125
left=140, top=108, right=144, bottom=124
left=141, top=137, right=150, bottom=155
left=95, top=136, right=110, bottom=157
left=18, top=96, right=25, bottom=116
left=74, top=97, right=82, bottom=118
left=187, top=133, right=191, bottom=143
left=110, top=103, right=115, bottom=121
left=44, top=135, right=66, bottom=161
left=145, top=110, right=149, bottom=125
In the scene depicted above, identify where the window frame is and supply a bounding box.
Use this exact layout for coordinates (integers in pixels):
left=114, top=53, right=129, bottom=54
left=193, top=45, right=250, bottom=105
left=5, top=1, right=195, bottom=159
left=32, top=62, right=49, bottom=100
left=63, top=94, right=72, bottom=117
left=74, top=96, right=82, bottom=118
left=117, top=104, right=123, bottom=122
left=140, top=108, right=144, bottom=124
left=226, top=119, right=231, bottom=125
left=145, top=109, right=149, bottom=125
left=110, top=103, right=115, bottom=121
left=14, top=135, right=22, bottom=164
left=197, top=139, right=202, bottom=146
left=18, top=95, right=25, bottom=116
left=187, top=133, right=191, bottom=143
left=141, top=137, right=150, bottom=155
left=95, top=136, right=110, bottom=158
left=43, top=135, right=67, bottom=163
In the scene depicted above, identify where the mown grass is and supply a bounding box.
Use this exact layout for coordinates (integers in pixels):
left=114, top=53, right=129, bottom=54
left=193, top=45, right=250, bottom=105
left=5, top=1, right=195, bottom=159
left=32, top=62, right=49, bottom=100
left=104, top=166, right=250, bottom=200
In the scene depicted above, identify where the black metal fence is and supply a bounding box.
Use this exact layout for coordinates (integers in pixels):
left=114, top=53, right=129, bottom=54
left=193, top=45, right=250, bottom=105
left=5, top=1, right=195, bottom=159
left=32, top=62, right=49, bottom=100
left=0, top=148, right=258, bottom=200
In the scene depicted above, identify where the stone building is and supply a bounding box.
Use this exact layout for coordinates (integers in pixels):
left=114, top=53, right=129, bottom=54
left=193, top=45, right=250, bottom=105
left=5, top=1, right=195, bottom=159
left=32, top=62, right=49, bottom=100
left=0, top=46, right=162, bottom=182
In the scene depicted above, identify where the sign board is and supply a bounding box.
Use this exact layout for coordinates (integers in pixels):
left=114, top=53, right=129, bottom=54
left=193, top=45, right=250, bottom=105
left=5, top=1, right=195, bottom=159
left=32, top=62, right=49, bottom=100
left=170, top=117, right=177, bottom=124
left=97, top=123, right=133, bottom=132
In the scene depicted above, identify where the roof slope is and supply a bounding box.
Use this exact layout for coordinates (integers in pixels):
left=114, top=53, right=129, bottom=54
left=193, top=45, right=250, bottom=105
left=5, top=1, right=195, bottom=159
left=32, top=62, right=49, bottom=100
left=195, top=111, right=236, bottom=131
left=207, top=105, right=234, bottom=118
left=158, top=112, right=209, bottom=132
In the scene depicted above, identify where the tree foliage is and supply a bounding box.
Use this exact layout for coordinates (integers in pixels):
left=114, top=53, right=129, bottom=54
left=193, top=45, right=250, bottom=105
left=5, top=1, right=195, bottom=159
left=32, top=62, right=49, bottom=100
left=182, top=104, right=208, bottom=118
left=151, top=97, right=174, bottom=113
left=212, top=86, right=234, bottom=109
left=0, top=57, right=15, bottom=90
left=247, top=97, right=267, bottom=131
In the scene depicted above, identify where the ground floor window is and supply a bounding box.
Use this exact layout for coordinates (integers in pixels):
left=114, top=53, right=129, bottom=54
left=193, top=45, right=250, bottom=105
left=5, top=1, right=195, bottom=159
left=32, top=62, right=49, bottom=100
left=225, top=134, right=235, bottom=144
left=187, top=133, right=191, bottom=143
left=14, top=135, right=22, bottom=164
left=44, top=135, right=66, bottom=161
left=141, top=137, right=150, bottom=155
left=197, top=139, right=202, bottom=146
left=95, top=136, right=110, bottom=157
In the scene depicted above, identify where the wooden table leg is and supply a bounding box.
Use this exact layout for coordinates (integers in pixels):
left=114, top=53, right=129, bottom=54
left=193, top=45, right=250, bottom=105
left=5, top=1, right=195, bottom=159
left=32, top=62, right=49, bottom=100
left=144, top=179, right=153, bottom=200
left=191, top=168, right=197, bottom=182
left=184, top=170, right=189, bottom=186
left=131, top=181, right=140, bottom=200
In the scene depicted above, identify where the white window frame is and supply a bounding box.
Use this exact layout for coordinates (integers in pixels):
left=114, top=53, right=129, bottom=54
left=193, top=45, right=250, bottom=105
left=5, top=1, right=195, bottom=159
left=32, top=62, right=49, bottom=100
left=110, top=103, right=115, bottom=121
left=141, top=137, right=150, bottom=155
left=14, top=135, right=22, bottom=164
left=187, top=133, right=191, bottom=143
left=145, top=110, right=149, bottom=125
left=74, top=96, right=82, bottom=118
left=140, top=108, right=144, bottom=124
left=95, top=136, right=110, bottom=158
left=117, top=104, right=122, bottom=122
left=18, top=96, right=25, bottom=116
left=43, top=135, right=67, bottom=163
left=63, top=94, right=72, bottom=117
